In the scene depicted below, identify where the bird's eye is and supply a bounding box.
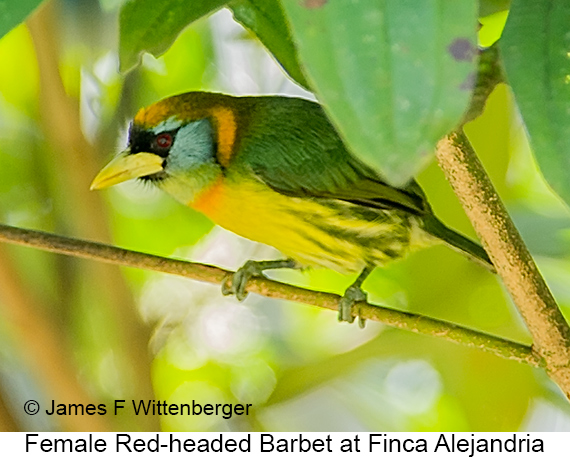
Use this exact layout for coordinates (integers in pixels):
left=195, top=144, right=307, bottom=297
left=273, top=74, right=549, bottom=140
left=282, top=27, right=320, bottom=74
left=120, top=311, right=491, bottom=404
left=155, top=132, right=173, bottom=150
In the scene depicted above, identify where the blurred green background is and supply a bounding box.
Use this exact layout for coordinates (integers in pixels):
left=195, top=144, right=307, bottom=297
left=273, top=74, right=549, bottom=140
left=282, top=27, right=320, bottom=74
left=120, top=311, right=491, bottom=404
left=0, top=0, right=570, bottom=432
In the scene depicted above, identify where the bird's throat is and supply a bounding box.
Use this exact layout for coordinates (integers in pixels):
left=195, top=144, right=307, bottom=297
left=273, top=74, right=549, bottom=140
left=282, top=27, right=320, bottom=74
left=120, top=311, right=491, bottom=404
left=158, top=163, right=222, bottom=210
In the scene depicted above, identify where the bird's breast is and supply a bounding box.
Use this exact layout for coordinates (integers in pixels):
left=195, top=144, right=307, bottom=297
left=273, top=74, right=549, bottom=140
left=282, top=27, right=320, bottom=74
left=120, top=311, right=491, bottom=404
left=190, top=175, right=426, bottom=273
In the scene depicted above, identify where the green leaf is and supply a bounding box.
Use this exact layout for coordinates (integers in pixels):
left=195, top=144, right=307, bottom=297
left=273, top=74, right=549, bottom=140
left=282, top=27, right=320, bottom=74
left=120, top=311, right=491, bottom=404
left=0, top=0, right=44, bottom=39
left=229, top=0, right=309, bottom=89
left=501, top=0, right=570, bottom=206
left=279, top=0, right=478, bottom=185
left=119, top=0, right=228, bottom=73
left=479, top=0, right=510, bottom=17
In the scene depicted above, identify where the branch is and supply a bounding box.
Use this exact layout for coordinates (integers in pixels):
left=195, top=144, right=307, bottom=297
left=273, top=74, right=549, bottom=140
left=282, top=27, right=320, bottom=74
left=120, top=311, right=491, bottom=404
left=436, top=131, right=570, bottom=397
left=0, top=223, right=539, bottom=367
left=28, top=3, right=158, bottom=431
left=0, top=244, right=111, bottom=432
left=0, top=387, right=20, bottom=432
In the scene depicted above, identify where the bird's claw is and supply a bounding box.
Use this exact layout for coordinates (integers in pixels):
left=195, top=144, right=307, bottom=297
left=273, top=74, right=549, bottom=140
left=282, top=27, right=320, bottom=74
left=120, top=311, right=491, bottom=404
left=222, top=259, right=298, bottom=301
left=338, top=285, right=367, bottom=326
left=221, top=260, right=266, bottom=301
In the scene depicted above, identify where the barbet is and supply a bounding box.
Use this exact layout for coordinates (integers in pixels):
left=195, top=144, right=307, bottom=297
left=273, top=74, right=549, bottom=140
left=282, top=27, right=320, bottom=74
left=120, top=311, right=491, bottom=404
left=91, top=92, right=493, bottom=323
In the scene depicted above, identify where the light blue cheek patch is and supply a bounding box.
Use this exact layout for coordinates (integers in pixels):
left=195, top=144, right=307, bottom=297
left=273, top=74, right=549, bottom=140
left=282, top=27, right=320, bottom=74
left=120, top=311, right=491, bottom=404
left=166, top=119, right=215, bottom=173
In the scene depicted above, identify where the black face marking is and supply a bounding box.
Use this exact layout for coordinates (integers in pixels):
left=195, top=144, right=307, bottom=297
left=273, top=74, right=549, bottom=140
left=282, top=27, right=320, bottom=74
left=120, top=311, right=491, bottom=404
left=127, top=123, right=180, bottom=158
left=138, top=171, right=168, bottom=184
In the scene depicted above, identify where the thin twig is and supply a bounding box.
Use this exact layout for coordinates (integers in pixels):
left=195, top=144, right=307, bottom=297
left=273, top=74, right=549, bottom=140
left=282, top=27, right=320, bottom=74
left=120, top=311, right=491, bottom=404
left=436, top=131, right=570, bottom=397
left=0, top=223, right=539, bottom=367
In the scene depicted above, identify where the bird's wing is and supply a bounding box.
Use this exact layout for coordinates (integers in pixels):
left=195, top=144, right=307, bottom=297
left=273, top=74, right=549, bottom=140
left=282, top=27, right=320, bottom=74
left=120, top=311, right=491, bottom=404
left=238, top=97, right=429, bottom=215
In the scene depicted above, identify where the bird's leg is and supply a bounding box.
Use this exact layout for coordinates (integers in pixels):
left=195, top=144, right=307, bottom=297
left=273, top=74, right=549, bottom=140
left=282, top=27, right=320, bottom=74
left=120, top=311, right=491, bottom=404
left=339, top=266, right=373, bottom=326
left=222, top=258, right=299, bottom=301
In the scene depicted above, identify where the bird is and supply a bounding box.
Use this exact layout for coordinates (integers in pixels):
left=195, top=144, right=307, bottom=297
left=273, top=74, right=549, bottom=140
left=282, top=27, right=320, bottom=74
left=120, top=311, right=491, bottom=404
left=91, top=91, right=493, bottom=324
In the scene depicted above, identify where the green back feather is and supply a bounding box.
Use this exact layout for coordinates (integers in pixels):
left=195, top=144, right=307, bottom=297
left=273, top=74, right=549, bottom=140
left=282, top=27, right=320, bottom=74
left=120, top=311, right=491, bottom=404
left=234, top=96, right=428, bottom=215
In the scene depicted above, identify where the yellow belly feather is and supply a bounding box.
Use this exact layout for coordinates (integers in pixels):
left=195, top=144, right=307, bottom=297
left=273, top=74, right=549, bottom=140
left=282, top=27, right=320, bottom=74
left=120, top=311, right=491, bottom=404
left=191, top=177, right=434, bottom=273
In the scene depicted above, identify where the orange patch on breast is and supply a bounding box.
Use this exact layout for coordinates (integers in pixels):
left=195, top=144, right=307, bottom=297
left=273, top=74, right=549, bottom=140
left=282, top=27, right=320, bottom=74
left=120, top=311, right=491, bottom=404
left=210, top=106, right=237, bottom=167
left=191, top=176, right=226, bottom=217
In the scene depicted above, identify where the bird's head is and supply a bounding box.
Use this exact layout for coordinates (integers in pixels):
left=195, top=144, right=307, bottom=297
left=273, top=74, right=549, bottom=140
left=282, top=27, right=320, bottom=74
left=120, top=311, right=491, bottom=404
left=91, top=92, right=240, bottom=204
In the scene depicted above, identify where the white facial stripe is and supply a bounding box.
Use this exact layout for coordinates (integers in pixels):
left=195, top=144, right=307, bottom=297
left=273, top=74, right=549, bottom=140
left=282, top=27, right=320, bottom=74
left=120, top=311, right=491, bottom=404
left=151, top=117, right=183, bottom=134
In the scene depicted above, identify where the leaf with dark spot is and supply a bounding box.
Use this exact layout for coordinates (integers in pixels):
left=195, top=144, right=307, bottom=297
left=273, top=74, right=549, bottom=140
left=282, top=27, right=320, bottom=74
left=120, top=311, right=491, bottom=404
left=303, top=0, right=328, bottom=9
left=448, top=38, right=476, bottom=62
left=459, top=72, right=477, bottom=91
left=280, top=0, right=478, bottom=185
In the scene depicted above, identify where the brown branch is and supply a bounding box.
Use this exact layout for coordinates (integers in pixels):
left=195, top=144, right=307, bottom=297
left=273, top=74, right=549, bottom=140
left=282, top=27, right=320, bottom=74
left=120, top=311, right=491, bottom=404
left=0, top=223, right=539, bottom=367
left=436, top=131, right=570, bottom=397
left=27, top=2, right=158, bottom=431
left=0, top=244, right=111, bottom=432
left=0, top=387, right=20, bottom=432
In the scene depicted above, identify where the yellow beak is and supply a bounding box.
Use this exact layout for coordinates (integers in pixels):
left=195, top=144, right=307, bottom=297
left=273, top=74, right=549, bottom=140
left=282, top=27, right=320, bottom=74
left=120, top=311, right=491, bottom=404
left=90, top=151, right=165, bottom=190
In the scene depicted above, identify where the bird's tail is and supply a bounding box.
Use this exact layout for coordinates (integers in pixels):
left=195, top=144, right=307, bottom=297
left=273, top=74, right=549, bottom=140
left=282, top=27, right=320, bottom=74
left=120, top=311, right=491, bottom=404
left=422, top=215, right=495, bottom=272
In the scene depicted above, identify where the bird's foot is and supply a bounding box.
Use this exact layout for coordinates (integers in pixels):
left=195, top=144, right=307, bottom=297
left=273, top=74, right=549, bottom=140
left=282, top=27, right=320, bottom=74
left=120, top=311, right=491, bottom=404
left=338, top=266, right=373, bottom=327
left=222, top=259, right=297, bottom=301
left=338, top=285, right=367, bottom=327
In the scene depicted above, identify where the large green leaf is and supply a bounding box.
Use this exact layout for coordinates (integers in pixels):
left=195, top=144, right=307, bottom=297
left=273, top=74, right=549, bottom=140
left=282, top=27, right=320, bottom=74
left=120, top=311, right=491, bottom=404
left=119, top=0, right=228, bottom=72
left=501, top=0, right=570, bottom=206
left=0, top=0, right=44, bottom=39
left=279, top=0, right=478, bottom=185
left=229, top=0, right=309, bottom=89
left=479, top=0, right=510, bottom=17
